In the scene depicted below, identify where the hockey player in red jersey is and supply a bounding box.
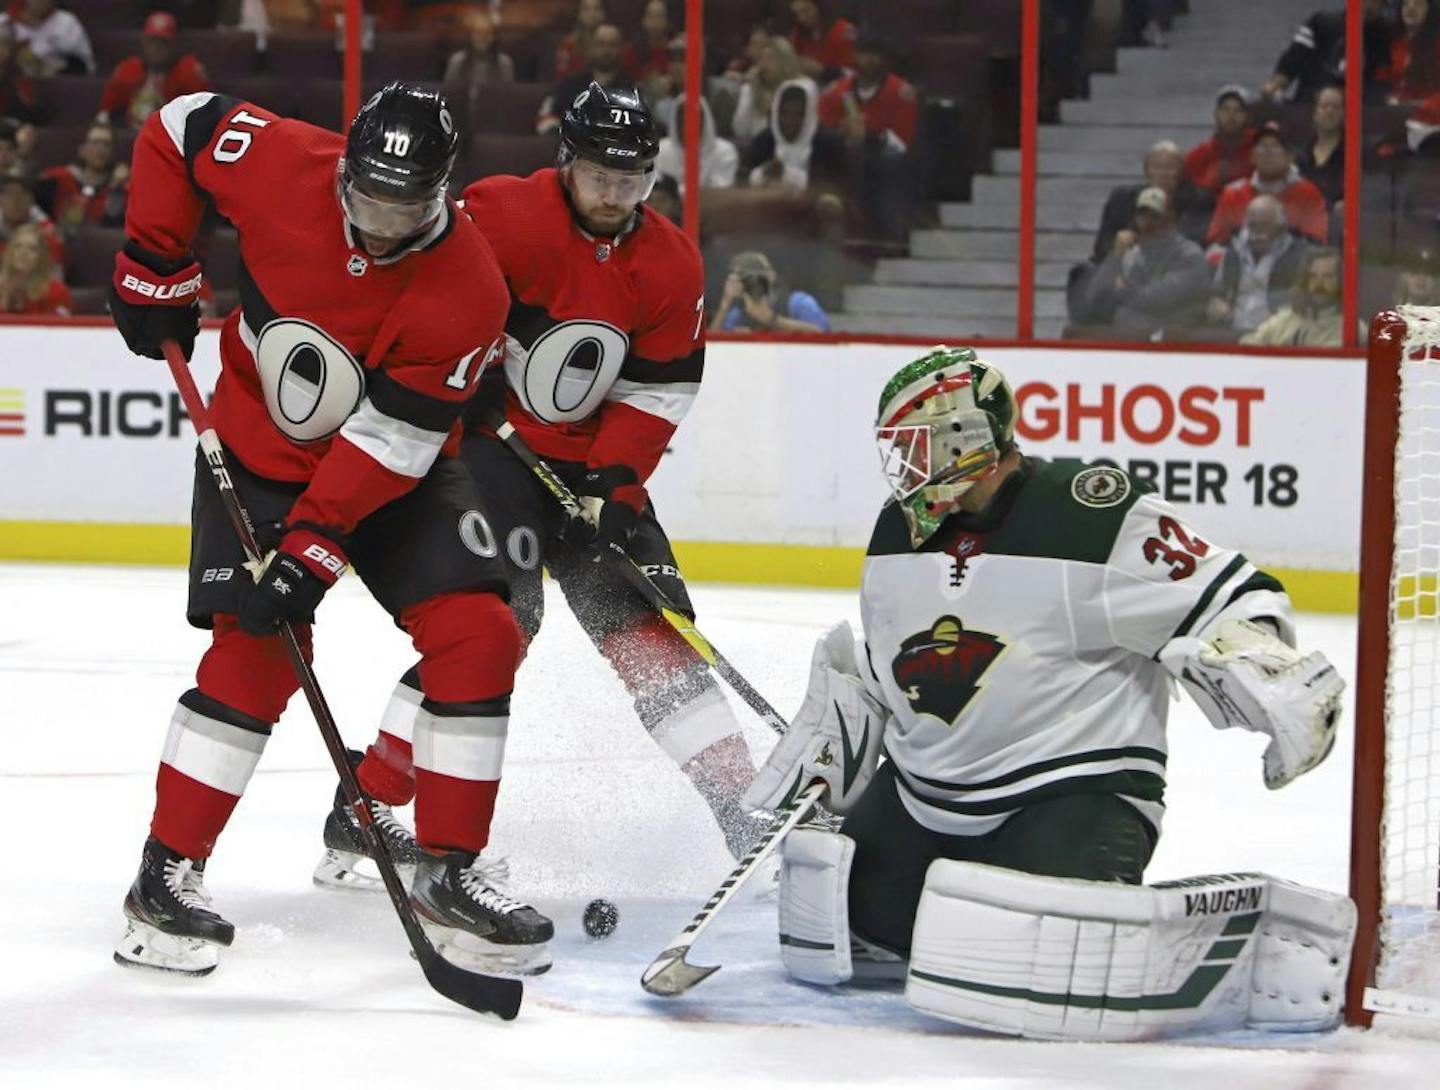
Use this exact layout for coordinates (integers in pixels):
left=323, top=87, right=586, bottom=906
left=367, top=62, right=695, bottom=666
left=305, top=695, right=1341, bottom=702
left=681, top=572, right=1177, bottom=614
left=315, top=83, right=765, bottom=889
left=110, top=83, right=553, bottom=978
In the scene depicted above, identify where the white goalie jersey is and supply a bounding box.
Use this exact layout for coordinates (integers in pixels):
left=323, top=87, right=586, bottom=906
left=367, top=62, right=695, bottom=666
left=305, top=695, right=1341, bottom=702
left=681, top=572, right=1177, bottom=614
left=860, top=458, right=1294, bottom=838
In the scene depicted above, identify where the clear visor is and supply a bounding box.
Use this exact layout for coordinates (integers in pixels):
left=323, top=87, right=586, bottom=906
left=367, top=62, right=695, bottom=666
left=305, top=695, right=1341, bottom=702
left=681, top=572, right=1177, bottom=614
left=340, top=175, right=443, bottom=240
left=567, top=157, right=656, bottom=207
left=877, top=424, right=932, bottom=500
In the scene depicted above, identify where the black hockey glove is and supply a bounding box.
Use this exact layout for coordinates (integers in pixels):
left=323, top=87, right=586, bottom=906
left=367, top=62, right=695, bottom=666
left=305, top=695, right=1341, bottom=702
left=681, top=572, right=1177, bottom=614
left=237, top=526, right=349, bottom=636
left=563, top=465, right=642, bottom=557
left=109, top=241, right=203, bottom=361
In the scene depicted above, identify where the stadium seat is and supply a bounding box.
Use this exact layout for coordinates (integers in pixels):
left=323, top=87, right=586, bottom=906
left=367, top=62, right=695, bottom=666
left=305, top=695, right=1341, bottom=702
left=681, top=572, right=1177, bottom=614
left=67, top=285, right=109, bottom=315
left=64, top=0, right=140, bottom=32
left=89, top=28, right=138, bottom=73
left=461, top=82, right=548, bottom=135
left=36, top=77, right=109, bottom=125
left=226, top=77, right=297, bottom=118
left=264, top=33, right=343, bottom=81
left=196, top=228, right=242, bottom=293
left=957, top=0, right=1020, bottom=58
left=464, top=134, right=558, bottom=182
left=369, top=32, right=445, bottom=83
left=28, top=126, right=88, bottom=172
left=185, top=30, right=261, bottom=80
left=65, top=225, right=126, bottom=288
left=908, top=35, right=991, bottom=106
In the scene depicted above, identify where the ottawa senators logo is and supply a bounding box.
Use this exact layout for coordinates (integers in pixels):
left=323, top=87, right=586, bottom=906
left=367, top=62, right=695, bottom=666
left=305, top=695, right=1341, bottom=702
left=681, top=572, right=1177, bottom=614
left=891, top=615, right=1005, bottom=725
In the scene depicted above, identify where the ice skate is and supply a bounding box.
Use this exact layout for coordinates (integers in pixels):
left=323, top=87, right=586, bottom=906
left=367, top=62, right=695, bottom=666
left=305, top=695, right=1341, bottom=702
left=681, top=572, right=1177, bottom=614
left=114, top=836, right=233, bottom=977
left=409, top=851, right=554, bottom=976
left=313, top=751, right=424, bottom=891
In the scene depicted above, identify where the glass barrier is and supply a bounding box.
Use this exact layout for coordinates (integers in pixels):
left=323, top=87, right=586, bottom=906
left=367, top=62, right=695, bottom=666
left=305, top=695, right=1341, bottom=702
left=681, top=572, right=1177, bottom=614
left=1, top=0, right=1429, bottom=345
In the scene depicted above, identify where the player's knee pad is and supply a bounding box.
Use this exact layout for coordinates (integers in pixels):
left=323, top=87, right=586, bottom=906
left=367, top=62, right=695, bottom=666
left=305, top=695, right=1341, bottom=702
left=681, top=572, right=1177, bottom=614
left=778, top=827, right=857, bottom=986
left=195, top=615, right=307, bottom=723
left=404, top=591, right=521, bottom=703
left=904, top=862, right=1355, bottom=1041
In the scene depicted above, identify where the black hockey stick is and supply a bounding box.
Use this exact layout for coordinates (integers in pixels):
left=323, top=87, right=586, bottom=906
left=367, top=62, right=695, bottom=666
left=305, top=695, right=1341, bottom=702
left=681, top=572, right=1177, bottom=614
left=161, top=341, right=523, bottom=1021
left=492, top=420, right=787, bottom=736
left=640, top=781, right=826, bottom=997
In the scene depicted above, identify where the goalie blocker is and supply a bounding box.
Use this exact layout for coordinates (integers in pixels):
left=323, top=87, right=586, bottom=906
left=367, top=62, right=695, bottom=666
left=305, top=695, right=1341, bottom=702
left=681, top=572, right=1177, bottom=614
left=779, top=835, right=1356, bottom=1039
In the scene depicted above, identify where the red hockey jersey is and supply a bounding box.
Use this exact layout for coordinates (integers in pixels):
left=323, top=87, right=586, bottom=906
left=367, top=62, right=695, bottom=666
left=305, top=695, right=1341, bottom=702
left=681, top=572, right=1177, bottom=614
left=126, top=92, right=508, bottom=537
left=459, top=168, right=705, bottom=504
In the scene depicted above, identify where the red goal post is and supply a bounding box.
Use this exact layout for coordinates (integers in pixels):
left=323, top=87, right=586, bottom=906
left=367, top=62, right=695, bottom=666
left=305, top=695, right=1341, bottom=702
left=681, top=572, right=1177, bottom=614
left=1348, top=306, right=1440, bottom=1026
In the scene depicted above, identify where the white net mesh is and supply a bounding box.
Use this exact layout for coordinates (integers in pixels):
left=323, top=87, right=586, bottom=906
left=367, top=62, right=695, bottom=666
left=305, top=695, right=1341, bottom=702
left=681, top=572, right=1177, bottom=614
left=1378, top=305, right=1440, bottom=1012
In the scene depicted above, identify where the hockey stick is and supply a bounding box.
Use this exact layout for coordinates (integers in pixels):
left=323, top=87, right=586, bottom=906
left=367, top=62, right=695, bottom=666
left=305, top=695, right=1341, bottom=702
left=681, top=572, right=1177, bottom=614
left=492, top=419, right=787, bottom=736
left=160, top=340, right=523, bottom=1021
left=640, top=781, right=826, bottom=997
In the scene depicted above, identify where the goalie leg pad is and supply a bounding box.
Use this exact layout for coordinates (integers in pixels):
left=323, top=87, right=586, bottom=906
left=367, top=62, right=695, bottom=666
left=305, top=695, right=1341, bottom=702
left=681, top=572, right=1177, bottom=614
left=905, top=862, right=1355, bottom=1041
left=779, top=828, right=856, bottom=985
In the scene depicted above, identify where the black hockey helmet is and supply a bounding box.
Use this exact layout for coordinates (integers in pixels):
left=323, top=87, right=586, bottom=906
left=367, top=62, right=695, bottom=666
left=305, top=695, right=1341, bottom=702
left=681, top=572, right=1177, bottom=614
left=558, top=82, right=660, bottom=172
left=341, top=81, right=457, bottom=239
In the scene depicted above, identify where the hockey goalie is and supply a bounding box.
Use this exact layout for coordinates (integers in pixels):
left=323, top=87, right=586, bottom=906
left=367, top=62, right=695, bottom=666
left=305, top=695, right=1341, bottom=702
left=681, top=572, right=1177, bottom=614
left=743, top=346, right=1355, bottom=1040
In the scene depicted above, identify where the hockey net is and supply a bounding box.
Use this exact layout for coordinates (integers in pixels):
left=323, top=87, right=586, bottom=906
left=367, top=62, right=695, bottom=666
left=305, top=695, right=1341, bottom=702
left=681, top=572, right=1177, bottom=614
left=1350, top=305, right=1440, bottom=1024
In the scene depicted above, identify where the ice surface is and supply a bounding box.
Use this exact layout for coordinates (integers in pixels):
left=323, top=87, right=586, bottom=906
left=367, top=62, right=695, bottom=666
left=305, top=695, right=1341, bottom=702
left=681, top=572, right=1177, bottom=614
left=1, top=562, right=1437, bottom=1088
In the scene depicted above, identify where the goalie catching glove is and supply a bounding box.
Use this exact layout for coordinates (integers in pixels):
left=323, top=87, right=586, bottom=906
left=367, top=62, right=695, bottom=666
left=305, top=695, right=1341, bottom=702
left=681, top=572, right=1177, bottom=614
left=1173, top=618, right=1343, bottom=789
left=742, top=621, right=888, bottom=815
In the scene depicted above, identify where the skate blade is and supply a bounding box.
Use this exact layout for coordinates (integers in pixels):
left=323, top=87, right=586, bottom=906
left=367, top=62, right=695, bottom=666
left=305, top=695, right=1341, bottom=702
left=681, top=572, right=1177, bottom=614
left=312, top=849, right=415, bottom=892
left=417, top=921, right=552, bottom=977
left=113, top=920, right=219, bottom=977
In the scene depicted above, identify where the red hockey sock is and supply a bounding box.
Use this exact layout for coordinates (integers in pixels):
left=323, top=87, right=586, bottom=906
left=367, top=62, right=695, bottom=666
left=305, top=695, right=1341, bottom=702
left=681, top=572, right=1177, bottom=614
left=413, top=768, right=501, bottom=854
left=359, top=732, right=415, bottom=806
left=151, top=763, right=242, bottom=860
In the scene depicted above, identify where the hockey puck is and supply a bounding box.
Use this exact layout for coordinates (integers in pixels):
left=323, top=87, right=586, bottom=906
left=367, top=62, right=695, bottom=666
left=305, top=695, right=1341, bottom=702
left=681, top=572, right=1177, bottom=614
left=583, top=898, right=619, bottom=938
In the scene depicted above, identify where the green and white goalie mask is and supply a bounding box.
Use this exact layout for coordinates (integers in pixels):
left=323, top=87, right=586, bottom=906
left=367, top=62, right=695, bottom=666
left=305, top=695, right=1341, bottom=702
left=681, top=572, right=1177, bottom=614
left=875, top=347, right=1017, bottom=546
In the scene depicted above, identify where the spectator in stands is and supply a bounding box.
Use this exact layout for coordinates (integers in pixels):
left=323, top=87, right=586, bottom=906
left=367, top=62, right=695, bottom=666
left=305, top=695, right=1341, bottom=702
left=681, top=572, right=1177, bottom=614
left=1206, top=194, right=1308, bottom=336
left=1, top=0, right=94, bottom=75
left=1124, top=0, right=1176, bottom=49
left=710, top=250, right=828, bottom=333
left=0, top=174, right=63, bottom=266
left=657, top=95, right=736, bottom=193
left=1262, top=0, right=1392, bottom=104
left=817, top=34, right=917, bottom=245
left=98, top=13, right=208, bottom=131
left=731, top=34, right=806, bottom=147
left=0, top=116, right=30, bottom=177
left=1076, top=186, right=1211, bottom=338
left=538, top=22, right=632, bottom=134
left=625, top=0, right=681, bottom=108
left=1184, top=85, right=1256, bottom=200
left=1383, top=0, right=1440, bottom=103
left=35, top=122, right=127, bottom=233
left=1395, top=249, right=1440, bottom=303
left=1208, top=122, right=1329, bottom=249
left=1093, top=140, right=1209, bottom=260
left=646, top=170, right=680, bottom=224
left=1242, top=247, right=1345, bottom=345
left=0, top=221, right=69, bottom=314
left=0, top=22, right=40, bottom=122
left=442, top=8, right=514, bottom=137
left=555, top=0, right=606, bottom=79
left=748, top=78, right=846, bottom=194
left=788, top=0, right=855, bottom=84
left=1298, top=84, right=1346, bottom=207
left=726, top=24, right=771, bottom=80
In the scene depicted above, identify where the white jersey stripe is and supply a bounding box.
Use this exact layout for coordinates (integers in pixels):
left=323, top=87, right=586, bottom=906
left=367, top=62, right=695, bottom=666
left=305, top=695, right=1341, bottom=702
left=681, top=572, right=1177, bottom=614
left=159, top=92, right=220, bottom=157
left=338, top=397, right=449, bottom=479
left=160, top=700, right=267, bottom=796
left=605, top=378, right=700, bottom=425
left=412, top=708, right=508, bottom=782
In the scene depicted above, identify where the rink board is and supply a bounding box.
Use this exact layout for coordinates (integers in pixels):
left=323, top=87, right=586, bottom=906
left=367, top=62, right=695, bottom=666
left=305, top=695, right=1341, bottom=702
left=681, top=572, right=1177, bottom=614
left=0, top=327, right=1364, bottom=610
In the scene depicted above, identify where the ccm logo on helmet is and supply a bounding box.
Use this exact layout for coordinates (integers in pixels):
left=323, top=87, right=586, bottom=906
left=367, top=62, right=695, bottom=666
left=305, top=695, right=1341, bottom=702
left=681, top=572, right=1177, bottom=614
left=120, top=272, right=203, bottom=301
left=607, top=147, right=640, bottom=157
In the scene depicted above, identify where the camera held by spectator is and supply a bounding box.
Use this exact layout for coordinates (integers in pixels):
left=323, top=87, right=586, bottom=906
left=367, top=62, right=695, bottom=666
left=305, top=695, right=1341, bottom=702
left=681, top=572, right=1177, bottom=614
left=712, top=250, right=829, bottom=334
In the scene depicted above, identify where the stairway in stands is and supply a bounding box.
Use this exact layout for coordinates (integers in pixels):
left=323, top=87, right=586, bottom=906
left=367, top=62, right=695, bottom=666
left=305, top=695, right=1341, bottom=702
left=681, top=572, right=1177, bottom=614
left=831, top=0, right=1321, bottom=339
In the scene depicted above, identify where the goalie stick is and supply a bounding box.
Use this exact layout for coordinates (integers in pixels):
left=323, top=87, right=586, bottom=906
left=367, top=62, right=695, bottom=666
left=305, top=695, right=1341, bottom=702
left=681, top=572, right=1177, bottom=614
left=160, top=340, right=523, bottom=1021
left=641, top=782, right=826, bottom=997
left=492, top=419, right=786, bottom=736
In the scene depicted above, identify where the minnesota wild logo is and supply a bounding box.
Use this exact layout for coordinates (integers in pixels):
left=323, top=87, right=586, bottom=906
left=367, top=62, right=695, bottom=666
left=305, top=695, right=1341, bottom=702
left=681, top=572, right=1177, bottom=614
left=892, top=615, right=1005, bottom=724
